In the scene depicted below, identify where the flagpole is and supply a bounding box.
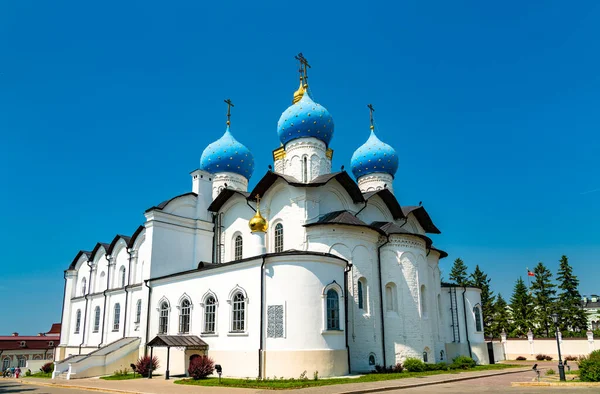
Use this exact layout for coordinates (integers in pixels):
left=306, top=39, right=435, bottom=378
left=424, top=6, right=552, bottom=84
left=526, top=267, right=530, bottom=289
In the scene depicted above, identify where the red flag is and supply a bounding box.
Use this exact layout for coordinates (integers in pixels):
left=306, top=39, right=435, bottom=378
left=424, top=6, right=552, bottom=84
left=528, top=270, right=535, bottom=277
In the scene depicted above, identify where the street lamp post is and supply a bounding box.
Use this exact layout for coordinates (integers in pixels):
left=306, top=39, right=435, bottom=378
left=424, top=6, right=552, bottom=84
left=551, top=313, right=566, bottom=382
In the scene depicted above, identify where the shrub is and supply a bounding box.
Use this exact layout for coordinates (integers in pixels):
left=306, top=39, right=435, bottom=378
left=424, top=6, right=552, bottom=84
left=516, top=356, right=527, bottom=361
left=299, top=370, right=307, bottom=380
left=546, top=368, right=555, bottom=375
left=25, top=370, right=31, bottom=376
left=578, top=358, right=600, bottom=382
left=113, top=368, right=129, bottom=377
left=313, top=370, right=319, bottom=381
left=374, top=364, right=385, bottom=373
left=536, top=354, right=547, bottom=361
left=450, top=355, right=476, bottom=370
left=40, top=362, right=54, bottom=373
left=589, top=350, right=600, bottom=362
left=544, top=355, right=553, bottom=361
left=565, top=355, right=578, bottom=361
left=403, top=358, right=426, bottom=372
left=188, top=356, right=214, bottom=380
left=135, top=355, right=159, bottom=378
left=392, top=363, right=404, bottom=373
left=426, top=362, right=449, bottom=371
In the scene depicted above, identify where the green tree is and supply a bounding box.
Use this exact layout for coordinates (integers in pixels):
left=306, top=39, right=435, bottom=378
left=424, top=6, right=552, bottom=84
left=509, top=277, right=534, bottom=337
left=449, top=258, right=470, bottom=286
left=556, top=255, right=588, bottom=332
left=490, top=293, right=510, bottom=338
left=530, top=262, right=556, bottom=337
left=470, top=265, right=495, bottom=337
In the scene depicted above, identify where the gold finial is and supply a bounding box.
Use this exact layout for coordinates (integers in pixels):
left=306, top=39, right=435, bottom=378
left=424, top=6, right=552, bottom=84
left=367, top=103, right=375, bottom=130
left=293, top=76, right=305, bottom=104
left=224, top=98, right=234, bottom=126
left=249, top=194, right=268, bottom=233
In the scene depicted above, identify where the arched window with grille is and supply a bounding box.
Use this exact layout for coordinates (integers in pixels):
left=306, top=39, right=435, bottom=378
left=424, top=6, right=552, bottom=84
left=358, top=278, right=367, bottom=312
left=18, top=356, right=26, bottom=368
left=204, top=296, right=216, bottom=333
left=81, top=278, right=87, bottom=296
left=231, top=292, right=246, bottom=332
left=474, top=305, right=483, bottom=332
left=93, top=306, right=101, bottom=332
left=159, top=301, right=169, bottom=334
left=113, top=303, right=121, bottom=331
left=75, top=309, right=81, bottom=333
left=179, top=299, right=191, bottom=334
left=234, top=235, right=243, bottom=260
left=326, top=289, right=340, bottom=330
left=119, top=266, right=126, bottom=288
left=135, top=300, right=142, bottom=324
left=274, top=223, right=284, bottom=253
left=357, top=280, right=364, bottom=310
left=302, top=156, right=308, bottom=182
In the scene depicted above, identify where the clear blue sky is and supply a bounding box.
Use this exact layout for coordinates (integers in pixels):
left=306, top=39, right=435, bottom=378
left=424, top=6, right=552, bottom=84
left=1, top=1, right=598, bottom=334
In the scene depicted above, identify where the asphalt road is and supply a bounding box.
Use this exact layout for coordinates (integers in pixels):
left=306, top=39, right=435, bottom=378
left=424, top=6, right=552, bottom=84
left=0, top=380, right=113, bottom=394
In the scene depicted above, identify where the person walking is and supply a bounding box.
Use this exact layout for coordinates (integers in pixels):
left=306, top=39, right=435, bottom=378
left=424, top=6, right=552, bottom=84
left=15, top=367, right=21, bottom=378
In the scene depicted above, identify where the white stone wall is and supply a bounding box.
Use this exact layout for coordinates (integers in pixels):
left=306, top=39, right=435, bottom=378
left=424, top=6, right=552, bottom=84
left=211, top=172, right=249, bottom=200
left=282, top=137, right=331, bottom=182
left=357, top=173, right=395, bottom=194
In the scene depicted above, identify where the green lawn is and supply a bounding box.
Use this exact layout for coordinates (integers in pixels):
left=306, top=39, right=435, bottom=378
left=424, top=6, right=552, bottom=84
left=24, top=372, right=53, bottom=378
left=175, top=364, right=520, bottom=389
left=101, top=373, right=146, bottom=380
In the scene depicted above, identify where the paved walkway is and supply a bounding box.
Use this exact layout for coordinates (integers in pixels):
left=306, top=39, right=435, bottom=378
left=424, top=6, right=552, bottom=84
left=17, top=367, right=532, bottom=394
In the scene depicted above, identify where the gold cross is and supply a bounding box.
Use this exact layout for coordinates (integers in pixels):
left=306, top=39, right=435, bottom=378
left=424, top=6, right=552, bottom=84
left=255, top=194, right=261, bottom=210
left=295, top=53, right=311, bottom=85
left=367, top=104, right=375, bottom=130
left=224, top=99, right=234, bottom=126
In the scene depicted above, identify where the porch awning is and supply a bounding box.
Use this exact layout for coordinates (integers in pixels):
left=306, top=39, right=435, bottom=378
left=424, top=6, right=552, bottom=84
left=146, top=335, right=208, bottom=350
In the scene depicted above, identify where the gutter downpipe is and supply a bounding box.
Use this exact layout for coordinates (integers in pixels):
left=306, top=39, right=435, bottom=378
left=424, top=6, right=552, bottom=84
left=59, top=271, right=68, bottom=356
left=122, top=249, right=134, bottom=338
left=344, top=261, right=353, bottom=374
left=462, top=286, right=472, bottom=358
left=377, top=234, right=391, bottom=367
left=258, top=255, right=266, bottom=379
left=144, top=280, right=152, bottom=356
left=79, top=260, right=93, bottom=355
left=100, top=257, right=112, bottom=347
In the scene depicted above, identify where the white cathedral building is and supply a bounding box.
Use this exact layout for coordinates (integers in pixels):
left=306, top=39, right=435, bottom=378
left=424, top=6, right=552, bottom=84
left=55, top=60, right=488, bottom=380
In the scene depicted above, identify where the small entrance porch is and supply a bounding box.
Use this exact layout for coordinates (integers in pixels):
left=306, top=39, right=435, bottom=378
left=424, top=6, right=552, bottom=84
left=146, top=335, right=208, bottom=380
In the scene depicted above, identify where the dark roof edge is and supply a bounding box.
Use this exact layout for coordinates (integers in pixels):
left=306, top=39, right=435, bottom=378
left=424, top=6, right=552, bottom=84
left=145, top=192, right=198, bottom=213
left=148, top=250, right=349, bottom=283
left=441, top=282, right=482, bottom=290
left=67, top=250, right=92, bottom=270
left=128, top=225, right=145, bottom=249
left=429, top=246, right=448, bottom=259
left=89, top=242, right=110, bottom=262
left=107, top=234, right=132, bottom=255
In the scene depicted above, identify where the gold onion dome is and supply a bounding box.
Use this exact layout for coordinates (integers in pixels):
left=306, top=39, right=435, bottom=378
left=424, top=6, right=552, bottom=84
left=292, top=78, right=305, bottom=104
left=249, top=199, right=268, bottom=233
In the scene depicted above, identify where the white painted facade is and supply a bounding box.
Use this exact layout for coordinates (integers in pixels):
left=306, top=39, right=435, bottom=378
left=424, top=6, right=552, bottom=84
left=56, top=76, right=486, bottom=379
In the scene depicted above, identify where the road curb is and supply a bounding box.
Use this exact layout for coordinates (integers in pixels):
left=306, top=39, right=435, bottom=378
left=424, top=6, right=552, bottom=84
left=19, top=379, right=145, bottom=394
left=512, top=381, right=600, bottom=388
left=334, top=368, right=530, bottom=394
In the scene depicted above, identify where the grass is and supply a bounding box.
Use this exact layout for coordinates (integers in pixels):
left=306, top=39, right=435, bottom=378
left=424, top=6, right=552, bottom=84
left=101, top=373, right=146, bottom=380
left=23, top=372, right=53, bottom=378
left=175, top=364, right=520, bottom=389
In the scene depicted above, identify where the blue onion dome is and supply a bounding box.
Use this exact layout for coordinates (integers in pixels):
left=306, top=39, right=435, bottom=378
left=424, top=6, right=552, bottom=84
left=200, top=127, right=254, bottom=179
left=350, top=130, right=399, bottom=179
left=277, top=89, right=334, bottom=147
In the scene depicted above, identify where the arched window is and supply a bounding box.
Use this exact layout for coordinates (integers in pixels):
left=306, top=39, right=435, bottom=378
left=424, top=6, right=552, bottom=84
left=274, top=223, right=284, bottom=253
left=113, top=303, right=121, bottom=331
left=385, top=283, right=397, bottom=312
left=75, top=309, right=81, bottom=333
left=303, top=156, right=308, bottom=182
left=204, top=296, right=216, bottom=333
left=358, top=278, right=367, bottom=312
left=368, top=353, right=376, bottom=366
left=93, top=306, right=101, bottom=332
left=81, top=278, right=87, bottom=296
left=179, top=299, right=191, bottom=334
left=159, top=302, right=169, bottom=334
left=119, top=266, right=126, bottom=288
left=234, top=235, right=243, bottom=260
left=18, top=356, right=26, bottom=368
left=232, top=293, right=245, bottom=332
left=357, top=280, right=364, bottom=310
left=420, top=284, right=428, bottom=318
left=474, top=305, right=483, bottom=332
left=33, top=355, right=42, bottom=360
left=326, top=289, right=340, bottom=330
left=135, top=300, right=142, bottom=324
left=423, top=350, right=428, bottom=362
left=2, top=357, right=9, bottom=371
